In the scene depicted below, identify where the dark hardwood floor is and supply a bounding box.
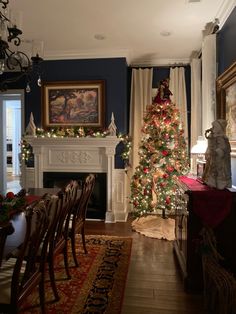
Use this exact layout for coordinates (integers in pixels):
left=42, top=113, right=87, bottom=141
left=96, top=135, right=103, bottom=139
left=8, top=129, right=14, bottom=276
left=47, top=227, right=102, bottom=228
left=85, top=218, right=207, bottom=314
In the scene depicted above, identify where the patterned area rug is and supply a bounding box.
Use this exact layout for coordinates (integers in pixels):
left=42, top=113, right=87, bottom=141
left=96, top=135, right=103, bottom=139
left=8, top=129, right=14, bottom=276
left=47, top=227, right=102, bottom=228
left=20, top=235, right=132, bottom=314
left=132, top=215, right=175, bottom=240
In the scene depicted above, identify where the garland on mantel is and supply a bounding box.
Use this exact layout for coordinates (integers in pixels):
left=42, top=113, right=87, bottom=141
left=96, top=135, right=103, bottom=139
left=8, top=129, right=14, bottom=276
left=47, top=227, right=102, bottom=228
left=21, top=127, right=132, bottom=168
left=35, top=126, right=109, bottom=138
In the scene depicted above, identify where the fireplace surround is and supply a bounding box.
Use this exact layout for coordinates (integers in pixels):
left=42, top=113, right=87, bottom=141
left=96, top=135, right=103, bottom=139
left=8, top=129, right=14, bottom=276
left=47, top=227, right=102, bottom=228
left=21, top=136, right=129, bottom=222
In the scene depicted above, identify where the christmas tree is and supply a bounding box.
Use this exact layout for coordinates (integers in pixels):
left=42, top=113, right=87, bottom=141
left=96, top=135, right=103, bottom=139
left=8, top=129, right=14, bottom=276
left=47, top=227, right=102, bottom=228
left=130, top=78, right=189, bottom=218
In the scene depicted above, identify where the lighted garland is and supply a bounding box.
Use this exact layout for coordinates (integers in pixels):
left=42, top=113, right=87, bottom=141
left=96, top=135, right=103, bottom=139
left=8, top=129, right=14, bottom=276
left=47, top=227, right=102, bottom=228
left=20, top=127, right=132, bottom=167
left=20, top=140, right=33, bottom=164
left=118, top=133, right=132, bottom=168
left=35, top=126, right=109, bottom=138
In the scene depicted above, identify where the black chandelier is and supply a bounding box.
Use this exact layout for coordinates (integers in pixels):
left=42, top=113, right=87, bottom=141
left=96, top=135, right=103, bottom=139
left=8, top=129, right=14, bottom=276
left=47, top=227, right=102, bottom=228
left=0, top=0, right=43, bottom=92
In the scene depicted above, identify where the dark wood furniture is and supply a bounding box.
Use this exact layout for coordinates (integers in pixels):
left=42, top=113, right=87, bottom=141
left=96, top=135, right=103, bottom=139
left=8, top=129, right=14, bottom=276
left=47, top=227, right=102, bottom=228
left=2, top=188, right=60, bottom=261
left=2, top=185, right=80, bottom=305
left=173, top=176, right=236, bottom=293
left=0, top=201, right=49, bottom=314
left=3, top=213, right=27, bottom=260
left=0, top=222, right=14, bottom=267
left=42, top=181, right=81, bottom=301
left=28, top=187, right=60, bottom=197
left=69, top=174, right=95, bottom=267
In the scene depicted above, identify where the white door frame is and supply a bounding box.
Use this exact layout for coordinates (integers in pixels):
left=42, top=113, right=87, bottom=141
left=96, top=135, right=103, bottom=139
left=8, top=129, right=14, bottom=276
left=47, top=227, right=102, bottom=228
left=0, top=90, right=25, bottom=194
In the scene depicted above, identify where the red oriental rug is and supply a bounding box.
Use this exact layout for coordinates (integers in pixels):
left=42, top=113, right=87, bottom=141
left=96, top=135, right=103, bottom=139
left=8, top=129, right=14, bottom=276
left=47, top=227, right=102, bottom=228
left=20, top=235, right=132, bottom=314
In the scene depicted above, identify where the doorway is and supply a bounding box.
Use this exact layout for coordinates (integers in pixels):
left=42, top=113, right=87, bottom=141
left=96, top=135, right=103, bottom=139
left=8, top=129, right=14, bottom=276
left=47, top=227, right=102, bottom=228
left=0, top=91, right=24, bottom=194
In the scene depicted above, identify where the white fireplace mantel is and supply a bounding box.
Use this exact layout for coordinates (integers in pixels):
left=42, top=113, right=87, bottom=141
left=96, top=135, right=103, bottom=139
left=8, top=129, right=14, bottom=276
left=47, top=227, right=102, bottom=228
left=21, top=135, right=129, bottom=223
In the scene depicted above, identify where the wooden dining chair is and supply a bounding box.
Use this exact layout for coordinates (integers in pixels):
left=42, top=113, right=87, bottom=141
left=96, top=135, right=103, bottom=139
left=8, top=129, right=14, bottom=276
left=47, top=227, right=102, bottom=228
left=42, top=180, right=80, bottom=301
left=68, top=174, right=95, bottom=267
left=0, top=200, right=49, bottom=314
left=0, top=222, right=14, bottom=267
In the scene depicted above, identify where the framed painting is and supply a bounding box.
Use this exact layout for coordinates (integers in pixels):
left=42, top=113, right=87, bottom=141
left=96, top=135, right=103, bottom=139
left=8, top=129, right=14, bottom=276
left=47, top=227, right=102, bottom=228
left=216, top=61, right=236, bottom=155
left=42, top=80, right=105, bottom=129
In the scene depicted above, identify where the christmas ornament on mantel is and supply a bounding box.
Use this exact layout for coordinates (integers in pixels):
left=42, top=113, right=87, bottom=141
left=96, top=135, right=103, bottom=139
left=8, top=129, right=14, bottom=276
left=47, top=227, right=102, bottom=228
left=130, top=78, right=190, bottom=218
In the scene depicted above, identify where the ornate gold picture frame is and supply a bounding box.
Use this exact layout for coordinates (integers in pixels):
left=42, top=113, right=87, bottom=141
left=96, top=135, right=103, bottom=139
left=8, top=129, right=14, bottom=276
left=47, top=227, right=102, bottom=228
left=42, top=80, right=105, bottom=129
left=216, top=61, right=236, bottom=156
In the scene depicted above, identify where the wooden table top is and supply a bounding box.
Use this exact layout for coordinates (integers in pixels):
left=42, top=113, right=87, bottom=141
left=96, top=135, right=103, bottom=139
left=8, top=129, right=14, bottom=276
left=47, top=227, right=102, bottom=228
left=27, top=187, right=61, bottom=196
left=3, top=212, right=26, bottom=259
left=3, top=187, right=61, bottom=260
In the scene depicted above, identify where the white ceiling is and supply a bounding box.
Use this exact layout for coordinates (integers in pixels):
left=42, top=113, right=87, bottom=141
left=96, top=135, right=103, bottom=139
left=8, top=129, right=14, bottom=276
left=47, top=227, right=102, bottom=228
left=9, top=0, right=236, bottom=66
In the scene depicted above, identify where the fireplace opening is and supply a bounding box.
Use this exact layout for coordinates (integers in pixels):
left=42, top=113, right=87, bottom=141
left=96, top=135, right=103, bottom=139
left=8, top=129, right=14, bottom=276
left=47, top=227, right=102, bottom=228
left=43, top=172, right=107, bottom=220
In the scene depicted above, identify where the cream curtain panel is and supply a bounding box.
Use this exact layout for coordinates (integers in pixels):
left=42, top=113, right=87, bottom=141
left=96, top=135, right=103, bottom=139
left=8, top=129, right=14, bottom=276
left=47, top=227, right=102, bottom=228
left=169, top=67, right=188, bottom=143
left=190, top=58, right=202, bottom=149
left=129, top=68, right=153, bottom=173
left=190, top=58, right=202, bottom=175
left=201, top=33, right=217, bottom=134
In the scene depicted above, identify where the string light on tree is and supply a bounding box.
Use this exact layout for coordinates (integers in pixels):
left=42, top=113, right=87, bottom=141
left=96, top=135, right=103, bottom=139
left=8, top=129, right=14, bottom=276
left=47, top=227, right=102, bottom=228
left=130, top=78, right=189, bottom=218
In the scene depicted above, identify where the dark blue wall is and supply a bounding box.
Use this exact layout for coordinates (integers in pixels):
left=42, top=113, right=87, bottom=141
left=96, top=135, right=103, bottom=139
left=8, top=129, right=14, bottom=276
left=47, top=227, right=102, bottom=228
left=217, top=7, right=236, bottom=74
left=27, top=57, right=128, bottom=134
left=1, top=57, right=128, bottom=135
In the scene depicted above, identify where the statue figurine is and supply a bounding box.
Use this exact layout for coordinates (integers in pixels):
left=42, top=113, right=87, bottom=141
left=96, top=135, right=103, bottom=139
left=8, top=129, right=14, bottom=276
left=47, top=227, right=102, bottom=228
left=202, top=119, right=232, bottom=190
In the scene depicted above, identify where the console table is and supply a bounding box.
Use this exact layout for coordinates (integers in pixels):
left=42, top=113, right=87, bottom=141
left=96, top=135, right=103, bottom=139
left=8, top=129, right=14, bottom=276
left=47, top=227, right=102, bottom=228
left=173, top=176, right=236, bottom=292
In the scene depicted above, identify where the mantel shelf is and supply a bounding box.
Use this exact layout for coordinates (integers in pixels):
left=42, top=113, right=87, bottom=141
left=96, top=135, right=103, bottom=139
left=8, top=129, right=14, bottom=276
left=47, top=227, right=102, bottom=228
left=24, top=136, right=121, bottom=148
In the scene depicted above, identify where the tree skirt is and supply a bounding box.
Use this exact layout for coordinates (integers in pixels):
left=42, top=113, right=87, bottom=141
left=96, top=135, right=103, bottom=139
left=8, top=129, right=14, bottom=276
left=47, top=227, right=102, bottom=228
left=131, top=215, right=175, bottom=240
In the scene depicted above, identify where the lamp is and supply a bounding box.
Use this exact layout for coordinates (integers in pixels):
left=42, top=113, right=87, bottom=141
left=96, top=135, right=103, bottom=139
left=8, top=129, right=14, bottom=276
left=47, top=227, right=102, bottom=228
left=190, top=136, right=208, bottom=177
left=0, top=0, right=43, bottom=92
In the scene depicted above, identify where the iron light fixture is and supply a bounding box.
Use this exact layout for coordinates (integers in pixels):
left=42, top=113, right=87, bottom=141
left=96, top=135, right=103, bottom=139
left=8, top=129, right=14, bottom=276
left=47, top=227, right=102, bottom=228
left=0, top=0, right=43, bottom=92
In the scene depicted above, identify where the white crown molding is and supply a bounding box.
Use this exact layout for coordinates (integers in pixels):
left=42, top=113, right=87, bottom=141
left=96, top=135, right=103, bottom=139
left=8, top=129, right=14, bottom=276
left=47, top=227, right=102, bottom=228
left=44, top=49, right=190, bottom=67
left=44, top=49, right=131, bottom=63
left=216, top=0, right=236, bottom=28
left=43, top=48, right=191, bottom=67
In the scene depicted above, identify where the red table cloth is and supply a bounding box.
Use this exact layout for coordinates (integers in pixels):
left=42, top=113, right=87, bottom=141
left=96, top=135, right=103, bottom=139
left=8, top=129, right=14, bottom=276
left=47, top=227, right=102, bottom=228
left=179, top=176, right=233, bottom=228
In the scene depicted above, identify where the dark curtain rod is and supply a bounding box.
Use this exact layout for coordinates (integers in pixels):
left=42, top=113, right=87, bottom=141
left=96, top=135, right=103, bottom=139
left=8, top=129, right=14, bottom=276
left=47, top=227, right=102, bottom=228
left=129, top=64, right=190, bottom=69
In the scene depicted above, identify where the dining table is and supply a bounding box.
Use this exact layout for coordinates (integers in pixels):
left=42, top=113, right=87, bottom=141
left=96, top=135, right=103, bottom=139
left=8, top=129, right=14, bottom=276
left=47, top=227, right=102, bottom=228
left=2, top=187, right=61, bottom=260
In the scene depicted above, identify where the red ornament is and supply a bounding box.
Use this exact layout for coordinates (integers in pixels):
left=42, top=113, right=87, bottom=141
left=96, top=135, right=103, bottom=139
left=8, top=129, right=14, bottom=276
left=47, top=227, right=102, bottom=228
left=162, top=112, right=167, bottom=118
left=6, top=192, right=15, bottom=199
left=167, top=166, right=174, bottom=173
left=143, top=167, right=149, bottom=173
left=161, top=150, right=169, bottom=156
left=165, top=197, right=171, bottom=204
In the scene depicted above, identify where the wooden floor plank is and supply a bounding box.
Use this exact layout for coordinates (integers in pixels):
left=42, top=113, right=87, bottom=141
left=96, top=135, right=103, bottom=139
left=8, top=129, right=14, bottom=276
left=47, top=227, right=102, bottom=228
left=85, top=219, right=207, bottom=313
